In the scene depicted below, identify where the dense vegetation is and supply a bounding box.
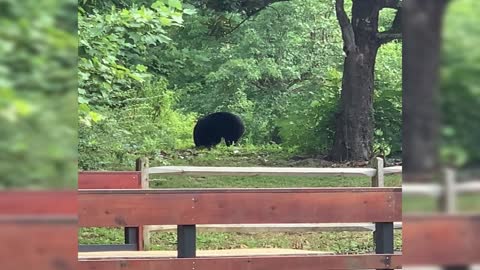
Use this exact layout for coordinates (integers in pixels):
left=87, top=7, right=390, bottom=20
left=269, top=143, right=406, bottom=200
left=440, top=0, right=480, bottom=167
left=0, top=0, right=77, bottom=188
left=77, top=0, right=404, bottom=170
left=0, top=0, right=479, bottom=188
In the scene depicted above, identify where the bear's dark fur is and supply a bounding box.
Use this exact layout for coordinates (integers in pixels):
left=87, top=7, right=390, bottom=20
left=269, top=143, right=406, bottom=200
left=193, top=112, right=245, bottom=148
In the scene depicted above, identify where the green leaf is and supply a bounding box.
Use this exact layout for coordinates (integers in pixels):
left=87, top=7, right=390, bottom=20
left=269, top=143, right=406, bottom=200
left=159, top=17, right=172, bottom=26
left=136, top=65, right=148, bottom=72
left=168, top=0, right=183, bottom=10
left=78, top=96, right=89, bottom=104
left=183, top=8, right=197, bottom=15
left=78, top=103, right=90, bottom=113
left=89, top=111, right=104, bottom=123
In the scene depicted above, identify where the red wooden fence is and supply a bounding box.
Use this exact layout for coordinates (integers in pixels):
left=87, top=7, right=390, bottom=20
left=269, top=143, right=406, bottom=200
left=0, top=191, right=77, bottom=270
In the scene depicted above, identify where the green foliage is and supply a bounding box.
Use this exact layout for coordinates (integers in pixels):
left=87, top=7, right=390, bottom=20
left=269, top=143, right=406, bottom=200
left=161, top=0, right=344, bottom=145
left=78, top=0, right=186, bottom=108
left=79, top=80, right=196, bottom=170
left=0, top=0, right=77, bottom=188
left=441, top=0, right=480, bottom=167
left=80, top=0, right=157, bottom=12
left=79, top=0, right=404, bottom=168
left=374, top=42, right=402, bottom=156
left=78, top=0, right=201, bottom=169
left=277, top=68, right=341, bottom=153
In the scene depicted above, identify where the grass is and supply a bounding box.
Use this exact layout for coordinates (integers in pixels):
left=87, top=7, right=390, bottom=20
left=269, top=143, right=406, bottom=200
left=80, top=228, right=403, bottom=254
left=149, top=175, right=401, bottom=189
left=403, top=194, right=480, bottom=213
left=148, top=146, right=401, bottom=188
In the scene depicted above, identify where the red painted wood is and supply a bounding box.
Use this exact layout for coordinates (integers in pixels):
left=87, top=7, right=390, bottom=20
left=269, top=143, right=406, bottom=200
left=137, top=226, right=144, bottom=251
left=79, top=188, right=401, bottom=226
left=78, top=254, right=401, bottom=270
left=78, top=172, right=141, bottom=189
left=0, top=191, right=77, bottom=215
left=403, top=215, right=480, bottom=266
left=78, top=172, right=145, bottom=250
left=0, top=219, right=77, bottom=270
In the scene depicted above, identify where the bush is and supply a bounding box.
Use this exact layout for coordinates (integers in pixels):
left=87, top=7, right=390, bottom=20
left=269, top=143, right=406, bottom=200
left=79, top=80, right=196, bottom=170
left=0, top=0, right=77, bottom=188
left=277, top=67, right=341, bottom=153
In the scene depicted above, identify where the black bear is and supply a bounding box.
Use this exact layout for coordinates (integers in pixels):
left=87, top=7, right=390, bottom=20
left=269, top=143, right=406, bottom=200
left=193, top=112, right=245, bottom=148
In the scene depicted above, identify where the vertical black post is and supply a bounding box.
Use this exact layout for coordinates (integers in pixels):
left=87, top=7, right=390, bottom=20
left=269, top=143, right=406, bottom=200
left=177, top=225, right=196, bottom=258
left=374, top=222, right=394, bottom=269
left=125, top=227, right=139, bottom=246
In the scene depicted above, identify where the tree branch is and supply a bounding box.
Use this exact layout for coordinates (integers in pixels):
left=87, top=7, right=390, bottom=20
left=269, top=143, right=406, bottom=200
left=377, top=8, right=402, bottom=44
left=222, top=5, right=270, bottom=36
left=335, top=0, right=356, bottom=54
left=378, top=0, right=402, bottom=9
left=377, top=32, right=402, bottom=44
left=243, top=0, right=290, bottom=16
left=221, top=0, right=289, bottom=36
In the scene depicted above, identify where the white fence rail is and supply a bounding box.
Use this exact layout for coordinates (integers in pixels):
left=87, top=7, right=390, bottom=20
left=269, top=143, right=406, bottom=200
left=142, top=158, right=403, bottom=236
left=403, top=168, right=480, bottom=213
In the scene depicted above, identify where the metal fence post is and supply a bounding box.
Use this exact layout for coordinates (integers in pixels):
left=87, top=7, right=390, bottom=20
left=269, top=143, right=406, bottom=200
left=177, top=225, right=196, bottom=258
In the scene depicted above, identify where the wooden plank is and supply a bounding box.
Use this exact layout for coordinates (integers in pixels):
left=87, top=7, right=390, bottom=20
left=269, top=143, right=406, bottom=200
left=384, top=166, right=402, bottom=175
left=439, top=168, right=456, bottom=213
left=79, top=172, right=144, bottom=250
left=0, top=219, right=77, bottom=270
left=148, top=166, right=377, bottom=177
left=79, top=188, right=401, bottom=226
left=0, top=190, right=77, bottom=215
left=146, top=222, right=403, bottom=233
left=456, top=180, right=480, bottom=193
left=372, top=157, right=385, bottom=187
left=78, top=171, right=141, bottom=189
left=403, top=181, right=480, bottom=196
left=78, top=254, right=402, bottom=270
left=136, top=158, right=149, bottom=189
left=403, top=215, right=480, bottom=266
left=78, top=249, right=333, bottom=259
left=402, top=183, right=443, bottom=196
left=0, top=191, right=77, bottom=269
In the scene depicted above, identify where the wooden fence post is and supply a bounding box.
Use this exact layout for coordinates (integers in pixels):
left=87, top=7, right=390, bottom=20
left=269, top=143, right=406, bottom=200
left=372, top=157, right=393, bottom=270
left=438, top=167, right=456, bottom=213
left=372, top=157, right=385, bottom=188
left=441, top=179, right=468, bottom=270
left=136, top=157, right=151, bottom=250
left=136, top=157, right=149, bottom=189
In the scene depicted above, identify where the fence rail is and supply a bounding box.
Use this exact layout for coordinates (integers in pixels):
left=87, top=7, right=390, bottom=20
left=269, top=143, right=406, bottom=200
left=148, top=166, right=378, bottom=177
left=78, top=188, right=402, bottom=226
left=78, top=185, right=401, bottom=269
left=403, top=214, right=480, bottom=267
left=403, top=168, right=480, bottom=213
left=403, top=181, right=480, bottom=196
left=79, top=157, right=403, bottom=250
left=0, top=191, right=77, bottom=270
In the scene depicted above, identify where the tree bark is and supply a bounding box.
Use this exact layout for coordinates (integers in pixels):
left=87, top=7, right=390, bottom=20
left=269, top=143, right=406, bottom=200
left=329, top=0, right=382, bottom=161
left=402, top=0, right=449, bottom=182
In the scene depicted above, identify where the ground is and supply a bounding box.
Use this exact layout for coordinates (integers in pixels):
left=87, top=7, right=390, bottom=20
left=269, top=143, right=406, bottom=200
left=78, top=145, right=480, bottom=253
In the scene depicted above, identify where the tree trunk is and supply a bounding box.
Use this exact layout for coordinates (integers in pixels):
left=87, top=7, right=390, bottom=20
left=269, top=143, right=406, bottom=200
left=330, top=0, right=380, bottom=161
left=402, top=0, right=449, bottom=182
